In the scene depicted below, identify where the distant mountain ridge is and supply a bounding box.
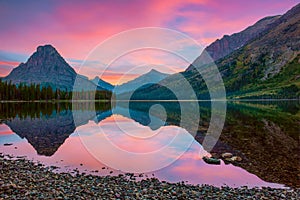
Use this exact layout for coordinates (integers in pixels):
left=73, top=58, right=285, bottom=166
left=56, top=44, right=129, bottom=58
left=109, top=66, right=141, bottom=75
left=114, top=69, right=169, bottom=95
left=3, top=45, right=107, bottom=91
left=91, top=76, right=114, bottom=91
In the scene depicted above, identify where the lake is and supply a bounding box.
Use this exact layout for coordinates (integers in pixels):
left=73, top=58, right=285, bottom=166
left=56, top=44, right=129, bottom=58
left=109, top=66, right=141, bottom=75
left=0, top=100, right=299, bottom=188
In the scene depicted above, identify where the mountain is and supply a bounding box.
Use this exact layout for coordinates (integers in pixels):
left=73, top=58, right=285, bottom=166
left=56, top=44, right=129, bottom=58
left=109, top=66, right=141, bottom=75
left=129, top=3, right=300, bottom=100
left=3, top=45, right=106, bottom=91
left=187, top=15, right=280, bottom=71
left=216, top=3, right=300, bottom=98
left=114, top=69, right=169, bottom=95
left=91, top=76, right=114, bottom=91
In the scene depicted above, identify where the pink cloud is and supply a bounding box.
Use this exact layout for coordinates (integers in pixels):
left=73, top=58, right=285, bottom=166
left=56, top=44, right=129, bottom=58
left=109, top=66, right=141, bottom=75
left=0, top=0, right=297, bottom=83
left=0, top=60, right=20, bottom=77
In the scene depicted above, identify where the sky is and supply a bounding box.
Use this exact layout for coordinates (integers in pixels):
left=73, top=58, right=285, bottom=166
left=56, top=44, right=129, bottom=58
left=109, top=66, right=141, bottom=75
left=0, top=0, right=298, bottom=84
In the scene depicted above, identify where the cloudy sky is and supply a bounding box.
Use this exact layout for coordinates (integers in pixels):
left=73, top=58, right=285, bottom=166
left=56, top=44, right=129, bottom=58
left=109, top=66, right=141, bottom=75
left=0, top=0, right=297, bottom=84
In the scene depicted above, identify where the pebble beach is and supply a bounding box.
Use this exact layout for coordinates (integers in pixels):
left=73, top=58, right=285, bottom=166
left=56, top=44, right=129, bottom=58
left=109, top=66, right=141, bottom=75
left=1, top=154, right=299, bottom=200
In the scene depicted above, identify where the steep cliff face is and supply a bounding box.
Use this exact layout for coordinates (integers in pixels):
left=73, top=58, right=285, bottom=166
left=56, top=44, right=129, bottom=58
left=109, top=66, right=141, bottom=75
left=186, top=15, right=280, bottom=71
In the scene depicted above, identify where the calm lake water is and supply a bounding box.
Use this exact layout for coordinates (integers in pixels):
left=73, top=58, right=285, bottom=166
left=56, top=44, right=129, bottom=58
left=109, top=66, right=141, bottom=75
left=0, top=100, right=299, bottom=188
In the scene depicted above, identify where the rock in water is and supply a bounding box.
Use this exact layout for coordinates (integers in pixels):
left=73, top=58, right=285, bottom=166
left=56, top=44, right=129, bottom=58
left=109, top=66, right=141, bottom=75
left=203, top=156, right=221, bottom=165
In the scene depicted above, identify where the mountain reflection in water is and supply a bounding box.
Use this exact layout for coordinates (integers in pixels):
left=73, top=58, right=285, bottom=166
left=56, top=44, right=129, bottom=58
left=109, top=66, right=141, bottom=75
left=0, top=101, right=298, bottom=188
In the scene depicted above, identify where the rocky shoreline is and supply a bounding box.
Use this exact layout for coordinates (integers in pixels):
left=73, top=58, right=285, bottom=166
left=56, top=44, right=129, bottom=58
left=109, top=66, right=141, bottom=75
left=0, top=155, right=299, bottom=199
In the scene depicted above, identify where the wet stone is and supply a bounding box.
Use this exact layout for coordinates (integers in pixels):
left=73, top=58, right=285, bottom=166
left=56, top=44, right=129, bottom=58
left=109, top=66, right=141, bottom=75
left=0, top=154, right=299, bottom=199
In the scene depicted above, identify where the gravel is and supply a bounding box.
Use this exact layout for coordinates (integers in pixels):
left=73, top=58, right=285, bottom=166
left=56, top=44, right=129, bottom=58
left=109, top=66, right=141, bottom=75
left=0, top=154, right=299, bottom=199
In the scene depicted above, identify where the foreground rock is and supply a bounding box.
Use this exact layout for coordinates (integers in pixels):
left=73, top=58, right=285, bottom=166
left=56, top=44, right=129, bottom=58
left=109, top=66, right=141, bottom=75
left=0, top=156, right=299, bottom=199
left=221, top=153, right=233, bottom=158
left=203, top=156, right=221, bottom=165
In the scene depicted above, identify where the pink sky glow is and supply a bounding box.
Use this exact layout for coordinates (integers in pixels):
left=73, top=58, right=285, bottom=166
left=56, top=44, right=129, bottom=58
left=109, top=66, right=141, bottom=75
left=0, top=0, right=297, bottom=84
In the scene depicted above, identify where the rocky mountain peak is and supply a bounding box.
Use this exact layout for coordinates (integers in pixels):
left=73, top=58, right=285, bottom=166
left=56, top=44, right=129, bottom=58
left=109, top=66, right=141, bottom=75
left=147, top=69, right=169, bottom=76
left=4, top=44, right=83, bottom=91
left=26, top=45, right=69, bottom=69
left=37, top=44, right=57, bottom=53
left=149, top=69, right=159, bottom=73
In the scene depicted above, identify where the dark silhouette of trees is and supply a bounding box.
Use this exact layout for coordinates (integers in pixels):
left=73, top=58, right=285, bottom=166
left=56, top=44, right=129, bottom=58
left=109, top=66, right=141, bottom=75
left=0, top=79, right=112, bottom=101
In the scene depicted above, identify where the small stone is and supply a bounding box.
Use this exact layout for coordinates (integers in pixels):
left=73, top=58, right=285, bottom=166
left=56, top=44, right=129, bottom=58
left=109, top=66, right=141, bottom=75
left=231, top=156, right=242, bottom=162
left=222, top=153, right=233, bottom=158
left=1, top=153, right=299, bottom=199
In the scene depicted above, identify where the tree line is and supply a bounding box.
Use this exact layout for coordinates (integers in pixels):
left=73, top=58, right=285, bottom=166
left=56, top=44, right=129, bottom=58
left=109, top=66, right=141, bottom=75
left=0, top=79, right=112, bottom=101
left=0, top=101, right=112, bottom=120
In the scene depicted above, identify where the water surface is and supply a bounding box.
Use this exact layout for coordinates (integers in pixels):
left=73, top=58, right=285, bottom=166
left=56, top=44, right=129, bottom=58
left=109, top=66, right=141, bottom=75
left=0, top=101, right=299, bottom=188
